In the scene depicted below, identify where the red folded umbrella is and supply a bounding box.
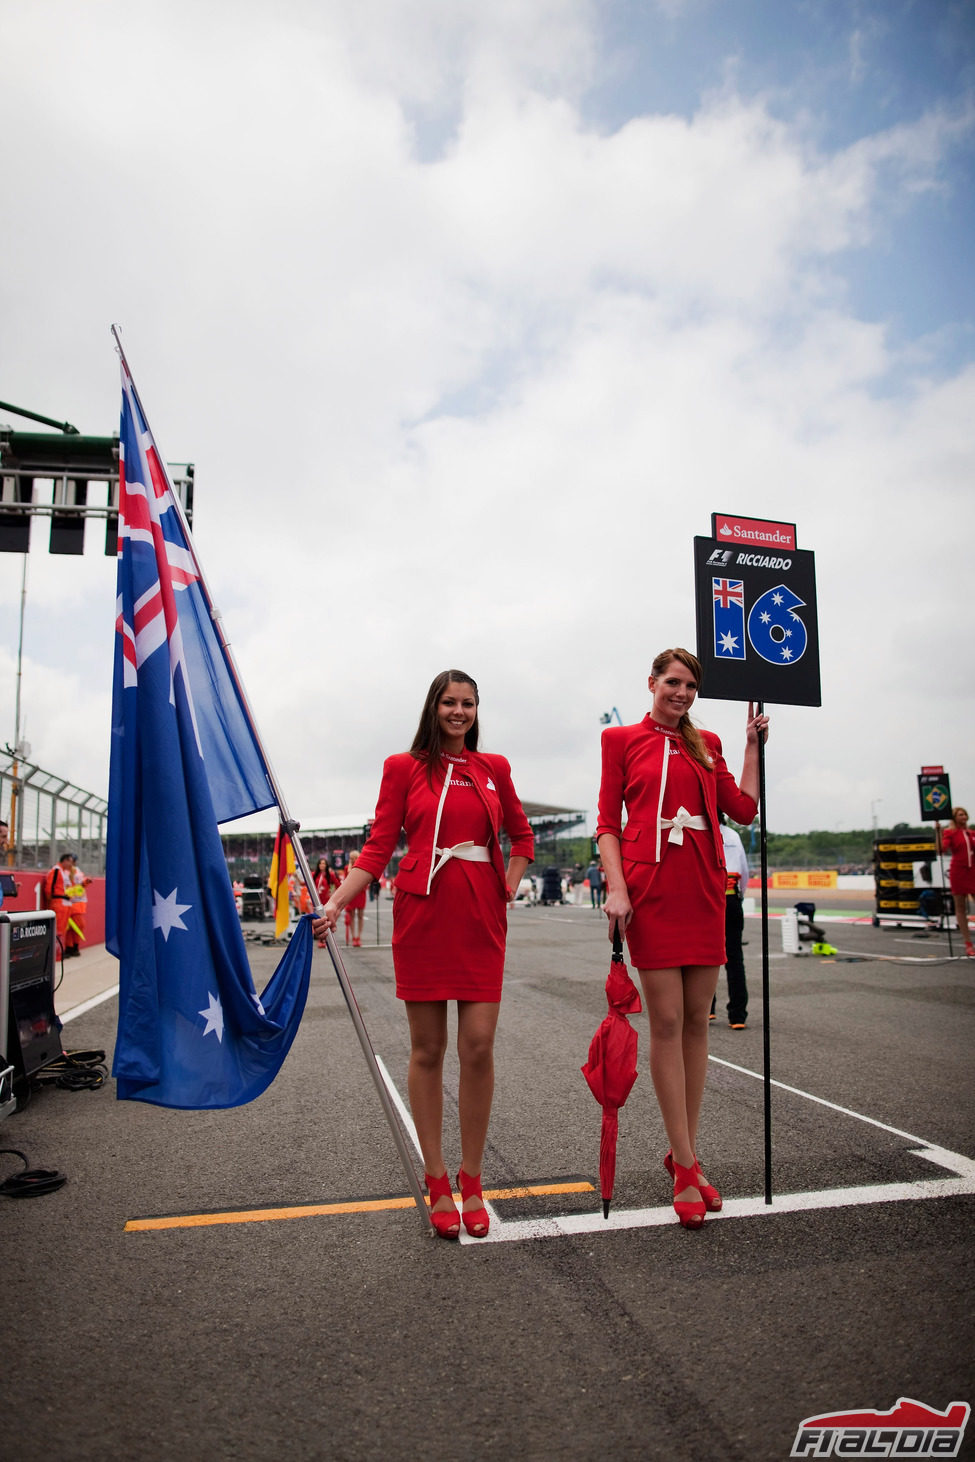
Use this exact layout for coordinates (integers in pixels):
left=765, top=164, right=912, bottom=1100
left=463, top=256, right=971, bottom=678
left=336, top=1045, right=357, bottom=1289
left=581, top=924, right=642, bottom=1217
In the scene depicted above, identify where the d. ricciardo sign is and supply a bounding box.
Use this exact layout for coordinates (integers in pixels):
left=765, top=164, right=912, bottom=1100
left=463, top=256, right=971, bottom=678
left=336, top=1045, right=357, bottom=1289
left=694, top=513, right=821, bottom=707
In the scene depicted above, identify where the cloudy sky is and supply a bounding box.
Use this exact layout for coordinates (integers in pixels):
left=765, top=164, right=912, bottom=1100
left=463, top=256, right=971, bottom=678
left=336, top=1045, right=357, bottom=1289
left=1, top=0, right=973, bottom=838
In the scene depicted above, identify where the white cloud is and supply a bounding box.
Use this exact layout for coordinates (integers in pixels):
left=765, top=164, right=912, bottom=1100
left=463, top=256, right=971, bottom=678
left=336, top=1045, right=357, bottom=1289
left=1, top=0, right=972, bottom=838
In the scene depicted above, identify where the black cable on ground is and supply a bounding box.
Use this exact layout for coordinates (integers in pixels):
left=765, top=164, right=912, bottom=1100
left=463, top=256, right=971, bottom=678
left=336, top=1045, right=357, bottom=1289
left=0, top=1148, right=67, bottom=1198
left=33, top=1048, right=108, bottom=1092
left=829, top=947, right=967, bottom=967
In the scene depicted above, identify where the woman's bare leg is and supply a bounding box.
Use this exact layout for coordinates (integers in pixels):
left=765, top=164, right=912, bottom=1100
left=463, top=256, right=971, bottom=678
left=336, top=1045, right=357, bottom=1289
left=681, top=964, right=720, bottom=1184
left=456, top=1000, right=500, bottom=1208
left=680, top=964, right=720, bottom=1148
left=639, top=965, right=719, bottom=1197
left=404, top=1001, right=452, bottom=1210
left=953, top=893, right=970, bottom=942
left=639, top=968, right=698, bottom=1200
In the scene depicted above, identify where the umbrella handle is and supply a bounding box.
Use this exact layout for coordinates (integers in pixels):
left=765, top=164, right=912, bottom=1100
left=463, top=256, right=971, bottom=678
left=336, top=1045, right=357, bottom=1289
left=612, top=924, right=624, bottom=962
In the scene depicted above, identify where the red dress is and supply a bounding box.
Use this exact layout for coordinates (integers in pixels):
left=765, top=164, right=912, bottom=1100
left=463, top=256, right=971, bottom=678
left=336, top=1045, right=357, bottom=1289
left=942, top=825, right=975, bottom=897
left=393, top=758, right=507, bottom=1001
left=623, top=750, right=725, bottom=969
left=343, top=872, right=368, bottom=911
left=597, top=717, right=758, bottom=972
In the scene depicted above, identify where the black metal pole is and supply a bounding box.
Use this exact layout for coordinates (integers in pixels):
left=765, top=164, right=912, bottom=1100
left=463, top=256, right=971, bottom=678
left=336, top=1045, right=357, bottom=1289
left=757, top=700, right=772, bottom=1204
left=111, top=328, right=430, bottom=1235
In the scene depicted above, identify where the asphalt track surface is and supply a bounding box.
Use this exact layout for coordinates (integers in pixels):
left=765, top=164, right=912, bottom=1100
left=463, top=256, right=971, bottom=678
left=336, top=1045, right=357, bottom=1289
left=3, top=902, right=973, bottom=1462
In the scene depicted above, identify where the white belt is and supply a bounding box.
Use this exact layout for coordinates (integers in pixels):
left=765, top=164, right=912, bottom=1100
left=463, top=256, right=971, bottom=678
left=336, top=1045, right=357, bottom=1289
left=659, top=807, right=708, bottom=846
left=430, top=842, right=491, bottom=881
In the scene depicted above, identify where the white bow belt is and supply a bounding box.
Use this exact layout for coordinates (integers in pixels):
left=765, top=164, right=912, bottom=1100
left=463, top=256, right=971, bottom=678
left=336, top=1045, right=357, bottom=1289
left=430, top=842, right=491, bottom=881
left=659, top=807, right=708, bottom=846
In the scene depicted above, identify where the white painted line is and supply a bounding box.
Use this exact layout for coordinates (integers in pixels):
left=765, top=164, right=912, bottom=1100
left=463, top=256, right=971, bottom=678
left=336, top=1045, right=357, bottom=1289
left=534, top=915, right=593, bottom=925
left=473, top=1062, right=975, bottom=1244
left=373, top=1033, right=975, bottom=1243
left=374, top=1046, right=974, bottom=1246
left=375, top=1054, right=420, bottom=1152
left=375, top=1053, right=502, bottom=1241
left=708, top=1055, right=942, bottom=1144
left=60, top=985, right=120, bottom=1023
left=482, top=1170, right=975, bottom=1244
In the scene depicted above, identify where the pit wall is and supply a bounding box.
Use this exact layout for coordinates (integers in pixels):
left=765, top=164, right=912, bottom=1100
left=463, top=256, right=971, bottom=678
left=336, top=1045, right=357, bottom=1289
left=0, top=870, right=106, bottom=944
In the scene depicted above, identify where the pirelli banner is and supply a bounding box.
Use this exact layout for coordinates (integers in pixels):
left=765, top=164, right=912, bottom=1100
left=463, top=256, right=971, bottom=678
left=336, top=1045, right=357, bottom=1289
left=693, top=513, right=821, bottom=707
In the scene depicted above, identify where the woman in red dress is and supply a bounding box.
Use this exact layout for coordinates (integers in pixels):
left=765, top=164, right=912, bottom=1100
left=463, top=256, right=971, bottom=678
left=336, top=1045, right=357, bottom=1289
left=313, top=856, right=337, bottom=901
left=313, top=857, right=339, bottom=949
left=597, top=647, right=768, bottom=1228
left=313, top=670, right=534, bottom=1239
left=937, top=807, right=975, bottom=957
left=341, top=850, right=368, bottom=947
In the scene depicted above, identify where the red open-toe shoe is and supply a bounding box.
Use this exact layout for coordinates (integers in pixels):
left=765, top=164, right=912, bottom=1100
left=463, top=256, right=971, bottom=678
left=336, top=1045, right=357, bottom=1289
left=425, top=1171, right=460, bottom=1240
left=664, top=1149, right=722, bottom=1212
left=456, top=1168, right=490, bottom=1238
left=668, top=1156, right=707, bottom=1229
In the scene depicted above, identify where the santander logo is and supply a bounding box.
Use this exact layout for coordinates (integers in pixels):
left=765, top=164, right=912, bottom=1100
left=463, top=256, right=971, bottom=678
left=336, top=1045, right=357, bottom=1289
left=714, top=513, right=797, bottom=550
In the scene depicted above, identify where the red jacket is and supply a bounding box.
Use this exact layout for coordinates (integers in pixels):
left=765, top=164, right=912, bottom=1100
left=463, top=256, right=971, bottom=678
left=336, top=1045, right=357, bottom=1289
left=354, top=751, right=534, bottom=897
left=596, top=717, right=757, bottom=869
left=942, top=824, right=974, bottom=869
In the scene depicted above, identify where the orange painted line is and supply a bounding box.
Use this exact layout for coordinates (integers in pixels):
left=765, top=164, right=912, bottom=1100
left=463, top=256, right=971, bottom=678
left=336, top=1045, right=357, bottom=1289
left=124, top=1181, right=594, bottom=1232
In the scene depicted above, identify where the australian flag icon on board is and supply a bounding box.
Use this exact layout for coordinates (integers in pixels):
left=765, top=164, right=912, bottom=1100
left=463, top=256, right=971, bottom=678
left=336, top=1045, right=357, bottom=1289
left=712, top=578, right=746, bottom=659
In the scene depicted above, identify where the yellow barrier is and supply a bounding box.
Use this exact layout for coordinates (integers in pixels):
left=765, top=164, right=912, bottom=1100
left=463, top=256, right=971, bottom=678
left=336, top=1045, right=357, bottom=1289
left=770, top=870, right=838, bottom=890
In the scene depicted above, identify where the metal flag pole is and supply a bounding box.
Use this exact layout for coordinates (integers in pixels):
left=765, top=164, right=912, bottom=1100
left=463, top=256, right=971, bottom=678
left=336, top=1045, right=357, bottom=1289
left=275, top=816, right=431, bottom=1236
left=757, top=700, right=773, bottom=1205
left=110, top=327, right=431, bottom=1235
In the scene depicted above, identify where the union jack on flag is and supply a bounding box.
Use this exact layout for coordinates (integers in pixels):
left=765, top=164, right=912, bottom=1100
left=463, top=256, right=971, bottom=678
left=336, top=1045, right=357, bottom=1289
left=712, top=578, right=744, bottom=610
left=712, top=576, right=746, bottom=660
left=107, top=357, right=311, bottom=1109
left=113, top=367, right=272, bottom=818
left=115, top=387, right=198, bottom=691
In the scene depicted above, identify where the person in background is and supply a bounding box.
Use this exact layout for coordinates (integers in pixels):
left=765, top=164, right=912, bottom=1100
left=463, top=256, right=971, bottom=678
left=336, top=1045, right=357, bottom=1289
left=65, top=853, right=93, bottom=956
left=936, top=807, right=975, bottom=958
left=41, top=852, right=77, bottom=957
left=288, top=870, right=313, bottom=927
left=597, top=646, right=768, bottom=1229
left=313, top=669, right=533, bottom=1240
left=342, top=849, right=368, bottom=947
left=913, top=860, right=942, bottom=934
left=710, top=812, right=751, bottom=1028
left=0, top=823, right=14, bottom=910
left=585, top=857, right=604, bottom=909
left=313, top=856, right=339, bottom=948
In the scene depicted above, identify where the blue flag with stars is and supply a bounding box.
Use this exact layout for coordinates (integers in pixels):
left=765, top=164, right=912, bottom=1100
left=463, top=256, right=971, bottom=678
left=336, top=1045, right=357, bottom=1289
left=107, top=360, right=313, bottom=1109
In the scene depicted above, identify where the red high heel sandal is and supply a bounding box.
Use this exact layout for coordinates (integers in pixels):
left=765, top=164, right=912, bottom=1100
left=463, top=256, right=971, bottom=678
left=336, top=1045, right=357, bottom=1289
left=425, top=1172, right=460, bottom=1240
left=664, top=1149, right=722, bottom=1213
left=456, top=1168, right=490, bottom=1238
left=670, top=1158, right=706, bottom=1230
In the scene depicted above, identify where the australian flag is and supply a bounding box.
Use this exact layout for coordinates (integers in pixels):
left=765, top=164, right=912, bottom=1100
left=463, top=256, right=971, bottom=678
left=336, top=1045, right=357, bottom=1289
left=712, top=577, right=746, bottom=660
left=106, top=360, right=312, bottom=1108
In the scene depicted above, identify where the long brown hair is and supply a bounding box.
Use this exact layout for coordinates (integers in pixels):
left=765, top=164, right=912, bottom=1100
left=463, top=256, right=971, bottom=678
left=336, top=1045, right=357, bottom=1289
left=650, top=647, right=712, bottom=769
left=410, top=670, right=481, bottom=778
